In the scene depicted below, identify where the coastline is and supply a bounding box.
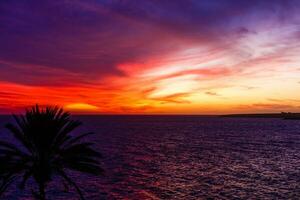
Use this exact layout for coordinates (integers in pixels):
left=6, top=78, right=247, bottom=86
left=221, top=112, right=300, bottom=120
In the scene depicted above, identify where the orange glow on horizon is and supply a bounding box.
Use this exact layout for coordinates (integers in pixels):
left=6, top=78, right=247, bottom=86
left=65, top=103, right=99, bottom=112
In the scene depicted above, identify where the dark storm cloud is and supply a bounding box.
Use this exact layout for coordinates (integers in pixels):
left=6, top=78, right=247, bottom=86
left=0, top=0, right=299, bottom=85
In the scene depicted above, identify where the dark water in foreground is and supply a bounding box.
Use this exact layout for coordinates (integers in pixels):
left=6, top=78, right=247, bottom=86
left=0, top=116, right=300, bottom=199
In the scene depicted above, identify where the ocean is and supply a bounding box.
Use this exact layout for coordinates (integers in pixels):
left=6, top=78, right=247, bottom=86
left=0, top=116, right=299, bottom=199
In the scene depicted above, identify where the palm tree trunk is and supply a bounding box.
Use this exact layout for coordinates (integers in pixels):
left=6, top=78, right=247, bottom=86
left=38, top=183, right=46, bottom=200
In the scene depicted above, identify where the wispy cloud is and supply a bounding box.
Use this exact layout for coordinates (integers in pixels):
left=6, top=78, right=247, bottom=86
left=0, top=1, right=300, bottom=113
left=205, top=91, right=220, bottom=96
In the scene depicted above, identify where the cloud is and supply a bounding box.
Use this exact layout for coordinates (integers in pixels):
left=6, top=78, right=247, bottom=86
left=236, top=103, right=300, bottom=112
left=0, top=1, right=300, bottom=113
left=241, top=86, right=259, bottom=90
left=151, top=93, right=191, bottom=104
left=1, top=0, right=299, bottom=86
left=268, top=98, right=300, bottom=103
left=152, top=67, right=237, bottom=81
left=205, top=91, right=220, bottom=96
left=119, top=105, right=154, bottom=113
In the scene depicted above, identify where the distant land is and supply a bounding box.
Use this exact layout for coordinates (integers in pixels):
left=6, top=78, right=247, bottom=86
left=221, top=112, right=300, bottom=120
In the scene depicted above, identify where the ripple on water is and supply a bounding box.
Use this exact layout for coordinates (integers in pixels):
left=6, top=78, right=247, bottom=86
left=0, top=116, right=299, bottom=199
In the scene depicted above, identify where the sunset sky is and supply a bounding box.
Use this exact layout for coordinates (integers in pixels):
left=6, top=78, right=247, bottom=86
left=0, top=0, right=300, bottom=114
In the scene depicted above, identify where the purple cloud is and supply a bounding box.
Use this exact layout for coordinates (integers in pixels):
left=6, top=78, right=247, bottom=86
left=0, top=0, right=299, bottom=86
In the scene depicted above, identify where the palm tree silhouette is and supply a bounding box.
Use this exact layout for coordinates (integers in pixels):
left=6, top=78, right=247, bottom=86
left=0, top=105, right=103, bottom=200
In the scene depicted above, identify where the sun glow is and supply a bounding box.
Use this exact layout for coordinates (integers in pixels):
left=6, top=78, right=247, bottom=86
left=65, top=103, right=99, bottom=112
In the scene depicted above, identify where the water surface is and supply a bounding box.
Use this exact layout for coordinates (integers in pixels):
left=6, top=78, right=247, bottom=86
left=0, top=116, right=299, bottom=199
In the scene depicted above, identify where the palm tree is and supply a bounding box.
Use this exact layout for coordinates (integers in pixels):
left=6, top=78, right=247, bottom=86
left=0, top=105, right=103, bottom=200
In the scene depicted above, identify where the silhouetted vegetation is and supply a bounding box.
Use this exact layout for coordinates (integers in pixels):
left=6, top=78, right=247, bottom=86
left=0, top=105, right=103, bottom=200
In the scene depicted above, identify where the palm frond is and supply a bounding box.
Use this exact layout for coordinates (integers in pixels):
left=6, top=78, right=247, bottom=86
left=62, top=132, right=95, bottom=148
left=0, top=105, right=103, bottom=199
left=57, top=169, right=85, bottom=200
left=52, top=120, right=82, bottom=149
left=0, top=175, right=17, bottom=196
left=19, top=169, right=33, bottom=189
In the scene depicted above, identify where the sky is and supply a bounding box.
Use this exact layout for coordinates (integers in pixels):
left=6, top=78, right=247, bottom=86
left=0, top=0, right=300, bottom=114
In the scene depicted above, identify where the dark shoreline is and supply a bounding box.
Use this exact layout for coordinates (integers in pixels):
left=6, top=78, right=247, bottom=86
left=221, top=112, right=300, bottom=120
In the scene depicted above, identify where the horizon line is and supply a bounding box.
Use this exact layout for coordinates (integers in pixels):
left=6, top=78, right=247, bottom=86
left=1, top=112, right=299, bottom=116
